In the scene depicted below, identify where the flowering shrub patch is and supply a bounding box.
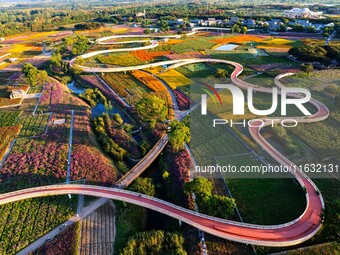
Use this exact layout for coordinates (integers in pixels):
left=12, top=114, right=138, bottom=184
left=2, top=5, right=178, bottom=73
left=165, top=149, right=192, bottom=206
left=131, top=70, right=165, bottom=92
left=71, top=145, right=117, bottom=185
left=158, top=69, right=191, bottom=89
left=31, top=222, right=80, bottom=255
left=212, top=35, right=268, bottom=45
left=39, top=79, right=88, bottom=112
left=131, top=50, right=171, bottom=62
left=173, top=89, right=191, bottom=111
left=0, top=196, right=77, bottom=255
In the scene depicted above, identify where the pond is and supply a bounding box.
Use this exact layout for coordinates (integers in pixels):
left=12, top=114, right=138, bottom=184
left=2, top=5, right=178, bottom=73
left=214, top=43, right=239, bottom=51
left=91, top=103, right=130, bottom=123
left=67, top=81, right=86, bottom=95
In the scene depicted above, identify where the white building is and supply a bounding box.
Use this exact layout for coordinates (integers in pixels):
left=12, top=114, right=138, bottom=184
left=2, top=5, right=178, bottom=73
left=136, top=10, right=146, bottom=18
left=282, top=8, right=323, bottom=19
left=10, top=89, right=26, bottom=99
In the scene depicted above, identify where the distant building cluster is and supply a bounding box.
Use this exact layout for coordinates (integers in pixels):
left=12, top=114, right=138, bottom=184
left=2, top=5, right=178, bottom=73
left=282, top=8, right=323, bottom=19
left=127, top=7, right=333, bottom=34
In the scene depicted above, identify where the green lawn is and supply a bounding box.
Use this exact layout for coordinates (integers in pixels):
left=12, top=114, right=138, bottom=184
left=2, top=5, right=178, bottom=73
left=171, top=37, right=215, bottom=53
left=114, top=202, right=144, bottom=255
left=224, top=176, right=306, bottom=225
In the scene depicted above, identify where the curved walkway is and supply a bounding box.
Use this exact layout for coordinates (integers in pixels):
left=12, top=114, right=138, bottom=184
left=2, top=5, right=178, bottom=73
left=115, top=134, right=168, bottom=188
left=0, top=183, right=323, bottom=247
left=3, top=29, right=329, bottom=247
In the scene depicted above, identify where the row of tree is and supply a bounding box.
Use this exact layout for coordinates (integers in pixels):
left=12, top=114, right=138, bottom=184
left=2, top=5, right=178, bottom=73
left=289, top=44, right=339, bottom=66
left=0, top=9, right=96, bottom=37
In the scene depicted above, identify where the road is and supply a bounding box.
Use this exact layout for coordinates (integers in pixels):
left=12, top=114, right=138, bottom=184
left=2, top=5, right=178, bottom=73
left=66, top=110, right=74, bottom=184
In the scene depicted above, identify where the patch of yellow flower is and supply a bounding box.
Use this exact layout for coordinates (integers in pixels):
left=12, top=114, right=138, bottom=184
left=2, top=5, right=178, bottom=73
left=158, top=69, right=191, bottom=89
left=261, top=38, right=294, bottom=45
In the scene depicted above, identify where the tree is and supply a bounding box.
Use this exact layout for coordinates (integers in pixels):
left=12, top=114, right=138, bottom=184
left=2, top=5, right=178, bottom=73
left=216, top=69, right=228, bottom=78
left=241, top=26, right=248, bottom=34
left=130, top=177, right=155, bottom=196
left=168, top=120, right=190, bottom=152
left=300, top=63, right=314, bottom=76
left=160, top=20, right=170, bottom=32
left=200, top=195, right=236, bottom=219
left=113, top=113, right=124, bottom=125
left=70, top=66, right=83, bottom=75
left=277, top=24, right=287, bottom=32
left=184, top=177, right=213, bottom=198
left=231, top=24, right=240, bottom=33
left=50, top=50, right=62, bottom=67
left=37, top=70, right=48, bottom=84
left=143, top=28, right=151, bottom=35
left=135, top=96, right=167, bottom=128
left=22, top=62, right=48, bottom=86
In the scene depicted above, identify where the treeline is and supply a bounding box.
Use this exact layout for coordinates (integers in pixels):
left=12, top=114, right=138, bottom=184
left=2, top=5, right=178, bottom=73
left=289, top=44, right=340, bottom=66
left=0, top=9, right=97, bottom=37
left=93, top=115, right=128, bottom=161
left=92, top=113, right=144, bottom=166
left=79, top=88, right=107, bottom=107
left=96, top=13, right=118, bottom=24
left=74, top=22, right=102, bottom=30
left=120, top=230, right=187, bottom=255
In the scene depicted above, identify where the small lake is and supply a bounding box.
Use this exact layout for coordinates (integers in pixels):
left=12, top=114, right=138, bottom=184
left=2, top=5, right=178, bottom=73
left=91, top=103, right=130, bottom=123
left=215, top=43, right=239, bottom=51
left=67, top=81, right=86, bottom=95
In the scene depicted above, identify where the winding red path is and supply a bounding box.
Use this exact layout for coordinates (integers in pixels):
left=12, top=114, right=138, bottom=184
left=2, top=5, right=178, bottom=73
left=1, top=31, right=329, bottom=247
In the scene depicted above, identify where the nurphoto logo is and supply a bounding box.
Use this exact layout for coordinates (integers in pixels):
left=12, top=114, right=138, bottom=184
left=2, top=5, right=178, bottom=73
left=201, top=84, right=312, bottom=128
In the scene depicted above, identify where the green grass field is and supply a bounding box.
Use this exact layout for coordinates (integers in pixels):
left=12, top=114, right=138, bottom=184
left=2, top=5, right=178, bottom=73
left=171, top=37, right=215, bottom=53
left=224, top=176, right=306, bottom=225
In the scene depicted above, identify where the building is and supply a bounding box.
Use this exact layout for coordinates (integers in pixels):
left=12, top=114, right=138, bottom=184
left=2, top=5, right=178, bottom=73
left=243, top=19, right=256, bottom=28
left=267, top=19, right=283, bottom=31
left=10, top=89, right=26, bottom=99
left=136, top=10, right=146, bottom=18
left=282, top=8, right=323, bottom=19
left=207, top=18, right=217, bottom=26
left=9, top=58, right=18, bottom=63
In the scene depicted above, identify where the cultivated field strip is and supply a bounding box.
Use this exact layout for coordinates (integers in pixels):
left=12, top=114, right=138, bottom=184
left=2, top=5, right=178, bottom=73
left=79, top=201, right=115, bottom=255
